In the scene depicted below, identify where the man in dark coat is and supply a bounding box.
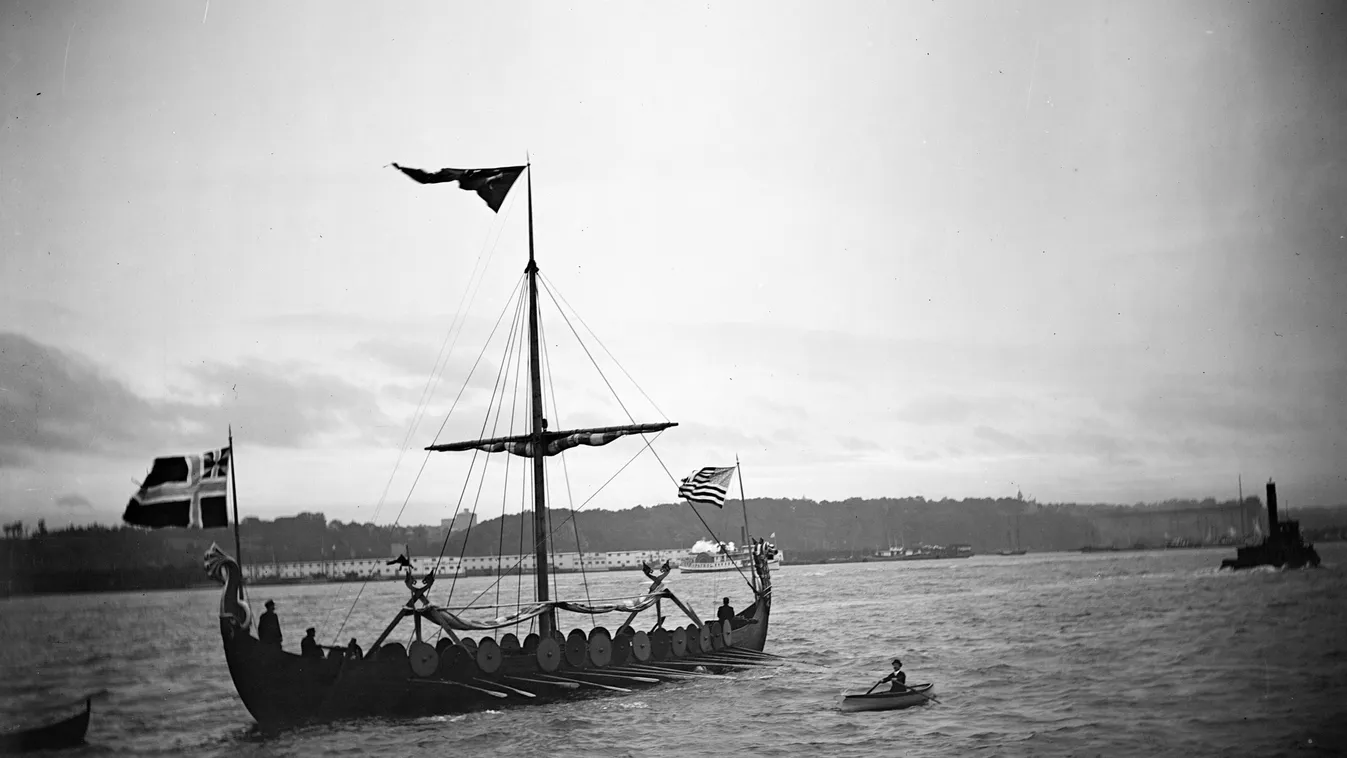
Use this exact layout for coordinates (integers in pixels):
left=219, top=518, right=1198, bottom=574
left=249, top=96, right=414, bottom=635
left=880, top=658, right=908, bottom=692
left=301, top=627, right=322, bottom=658
left=717, top=597, right=736, bottom=629
left=258, top=599, right=282, bottom=647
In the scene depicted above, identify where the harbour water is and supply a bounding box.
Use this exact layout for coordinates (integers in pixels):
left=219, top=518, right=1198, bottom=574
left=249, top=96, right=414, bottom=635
left=2, top=543, right=1344, bottom=756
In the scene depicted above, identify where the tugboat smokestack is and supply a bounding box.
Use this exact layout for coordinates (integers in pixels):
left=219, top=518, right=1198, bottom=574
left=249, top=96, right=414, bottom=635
left=1266, top=480, right=1279, bottom=540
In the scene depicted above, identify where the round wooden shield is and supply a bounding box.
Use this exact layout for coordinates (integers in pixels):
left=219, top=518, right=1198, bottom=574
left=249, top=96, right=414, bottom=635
left=565, top=629, right=589, bottom=668
left=435, top=637, right=454, bottom=654
left=408, top=640, right=439, bottom=677
left=476, top=637, right=502, bottom=674
left=437, top=644, right=476, bottom=678
left=611, top=632, right=632, bottom=666
left=588, top=627, right=612, bottom=668
left=378, top=642, right=408, bottom=660
left=500, top=633, right=521, bottom=655
left=709, top=621, right=725, bottom=650
left=721, top=621, right=733, bottom=647
left=684, top=624, right=700, bottom=654
left=651, top=629, right=672, bottom=660
left=670, top=627, right=687, bottom=657
left=631, top=630, right=652, bottom=662
left=459, top=637, right=478, bottom=658
left=698, top=624, right=712, bottom=653
left=535, top=636, right=561, bottom=672
left=436, top=643, right=463, bottom=676
left=523, top=633, right=541, bottom=655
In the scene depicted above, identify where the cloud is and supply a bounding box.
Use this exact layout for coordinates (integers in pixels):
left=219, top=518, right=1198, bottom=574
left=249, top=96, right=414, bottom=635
left=0, top=332, right=398, bottom=465
left=973, top=425, right=1035, bottom=453
left=54, top=493, right=92, bottom=509
left=0, top=332, right=175, bottom=460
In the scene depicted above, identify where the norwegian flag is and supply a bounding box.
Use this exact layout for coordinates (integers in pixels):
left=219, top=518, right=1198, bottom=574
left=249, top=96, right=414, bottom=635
left=123, top=446, right=230, bottom=528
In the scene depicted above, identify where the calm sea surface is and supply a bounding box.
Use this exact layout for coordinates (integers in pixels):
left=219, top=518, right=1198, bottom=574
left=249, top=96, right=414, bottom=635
left=2, top=544, right=1345, bottom=757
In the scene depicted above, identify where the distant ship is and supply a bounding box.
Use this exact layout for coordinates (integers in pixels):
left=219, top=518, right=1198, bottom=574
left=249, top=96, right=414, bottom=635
left=681, top=542, right=783, bottom=574
left=871, top=543, right=974, bottom=561
left=998, top=514, right=1026, bottom=555
left=1221, top=480, right=1320, bottom=570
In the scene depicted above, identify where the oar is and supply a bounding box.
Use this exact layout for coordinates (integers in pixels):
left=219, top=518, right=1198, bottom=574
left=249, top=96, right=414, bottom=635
left=862, top=678, right=887, bottom=695
left=622, top=664, right=732, bottom=680
left=569, top=670, right=661, bottom=684
left=409, top=678, right=508, bottom=698
left=505, top=675, right=580, bottom=690
left=656, top=658, right=756, bottom=669
left=475, top=678, right=536, bottom=698
left=536, top=674, right=631, bottom=693
left=912, top=686, right=942, bottom=704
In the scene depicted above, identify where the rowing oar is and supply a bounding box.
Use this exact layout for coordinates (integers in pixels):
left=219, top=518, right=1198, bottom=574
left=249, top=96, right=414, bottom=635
left=567, top=670, right=661, bottom=684
left=475, top=678, right=536, bottom=697
left=506, top=675, right=579, bottom=690
left=617, top=665, right=732, bottom=680
left=410, top=678, right=508, bottom=698
left=535, top=674, right=631, bottom=692
left=651, top=658, right=756, bottom=669
left=863, top=678, right=887, bottom=695
left=914, top=687, right=942, bottom=704
left=687, top=653, right=767, bottom=667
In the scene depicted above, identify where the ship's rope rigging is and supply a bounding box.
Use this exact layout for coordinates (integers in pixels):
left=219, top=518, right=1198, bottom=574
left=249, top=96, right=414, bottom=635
left=333, top=198, right=754, bottom=643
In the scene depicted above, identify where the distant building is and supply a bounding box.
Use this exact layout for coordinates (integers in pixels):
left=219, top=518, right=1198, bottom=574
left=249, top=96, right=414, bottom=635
left=441, top=513, right=476, bottom=535
left=242, top=546, right=690, bottom=582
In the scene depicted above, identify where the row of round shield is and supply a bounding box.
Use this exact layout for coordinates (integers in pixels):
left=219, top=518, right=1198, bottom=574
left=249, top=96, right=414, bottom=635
left=405, top=620, right=736, bottom=678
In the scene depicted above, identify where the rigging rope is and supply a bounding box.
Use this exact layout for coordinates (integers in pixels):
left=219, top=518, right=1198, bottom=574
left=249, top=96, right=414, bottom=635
left=330, top=272, right=528, bottom=647
left=538, top=301, right=596, bottom=623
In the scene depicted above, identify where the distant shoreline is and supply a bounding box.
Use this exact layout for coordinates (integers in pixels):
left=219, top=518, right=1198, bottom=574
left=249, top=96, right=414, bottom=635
left=12, top=539, right=1343, bottom=599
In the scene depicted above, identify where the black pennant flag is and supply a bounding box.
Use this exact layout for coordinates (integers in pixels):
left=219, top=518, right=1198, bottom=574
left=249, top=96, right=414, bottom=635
left=391, top=163, right=525, bottom=212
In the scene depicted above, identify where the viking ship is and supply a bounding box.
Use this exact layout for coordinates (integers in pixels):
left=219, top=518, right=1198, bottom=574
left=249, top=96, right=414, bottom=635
left=200, top=161, right=779, bottom=729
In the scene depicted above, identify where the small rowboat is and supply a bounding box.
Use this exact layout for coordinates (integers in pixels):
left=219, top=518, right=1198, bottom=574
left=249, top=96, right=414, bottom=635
left=839, top=683, right=936, bottom=712
left=0, top=697, right=93, bottom=753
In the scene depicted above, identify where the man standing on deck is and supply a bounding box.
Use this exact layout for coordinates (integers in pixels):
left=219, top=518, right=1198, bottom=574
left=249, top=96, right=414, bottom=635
left=301, top=627, right=322, bottom=658
left=717, top=597, right=736, bottom=629
left=258, top=599, right=282, bottom=648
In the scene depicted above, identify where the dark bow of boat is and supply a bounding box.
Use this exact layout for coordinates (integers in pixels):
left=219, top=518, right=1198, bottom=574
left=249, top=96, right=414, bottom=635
left=0, top=696, right=93, bottom=754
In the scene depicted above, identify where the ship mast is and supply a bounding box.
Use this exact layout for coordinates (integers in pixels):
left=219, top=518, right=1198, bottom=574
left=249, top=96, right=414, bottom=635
left=420, top=159, right=678, bottom=637
left=524, top=164, right=556, bottom=637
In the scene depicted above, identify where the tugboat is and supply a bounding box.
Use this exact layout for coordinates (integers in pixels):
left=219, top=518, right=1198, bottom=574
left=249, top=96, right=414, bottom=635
left=1220, top=480, right=1320, bottom=570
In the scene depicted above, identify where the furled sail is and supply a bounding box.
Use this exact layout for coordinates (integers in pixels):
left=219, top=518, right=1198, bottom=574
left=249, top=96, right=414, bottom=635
left=424, top=589, right=673, bottom=632
left=427, top=422, right=676, bottom=459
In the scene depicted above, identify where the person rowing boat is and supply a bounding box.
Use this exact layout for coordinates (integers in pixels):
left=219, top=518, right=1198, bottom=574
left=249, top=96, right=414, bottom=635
left=875, top=658, right=907, bottom=693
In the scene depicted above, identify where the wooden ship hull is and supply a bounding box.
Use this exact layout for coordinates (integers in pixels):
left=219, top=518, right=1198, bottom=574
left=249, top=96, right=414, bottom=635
left=218, top=576, right=773, bottom=729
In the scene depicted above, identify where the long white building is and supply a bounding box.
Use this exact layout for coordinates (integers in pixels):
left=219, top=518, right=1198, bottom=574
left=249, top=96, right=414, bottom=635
left=242, top=548, right=688, bottom=582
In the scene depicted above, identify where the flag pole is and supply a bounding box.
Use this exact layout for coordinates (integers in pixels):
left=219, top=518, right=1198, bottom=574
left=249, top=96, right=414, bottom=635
left=735, top=456, right=755, bottom=592
left=229, top=425, right=243, bottom=570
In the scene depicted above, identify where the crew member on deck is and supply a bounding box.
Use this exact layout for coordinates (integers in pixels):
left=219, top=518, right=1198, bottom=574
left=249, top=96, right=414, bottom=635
left=347, top=638, right=364, bottom=660
left=258, top=599, right=282, bottom=648
left=880, top=658, right=907, bottom=692
left=301, top=627, right=322, bottom=658
left=717, top=597, right=736, bottom=628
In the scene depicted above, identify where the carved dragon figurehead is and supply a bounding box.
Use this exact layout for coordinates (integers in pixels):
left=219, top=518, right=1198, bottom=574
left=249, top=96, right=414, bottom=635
left=751, top=537, right=778, bottom=592
left=204, top=543, right=252, bottom=636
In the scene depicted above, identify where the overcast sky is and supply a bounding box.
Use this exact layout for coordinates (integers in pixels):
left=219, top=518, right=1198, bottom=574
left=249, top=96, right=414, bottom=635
left=2, top=0, right=1345, bottom=529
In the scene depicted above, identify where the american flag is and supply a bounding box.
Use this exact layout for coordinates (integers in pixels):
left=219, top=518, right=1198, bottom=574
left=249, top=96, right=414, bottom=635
left=677, top=466, right=736, bottom=508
